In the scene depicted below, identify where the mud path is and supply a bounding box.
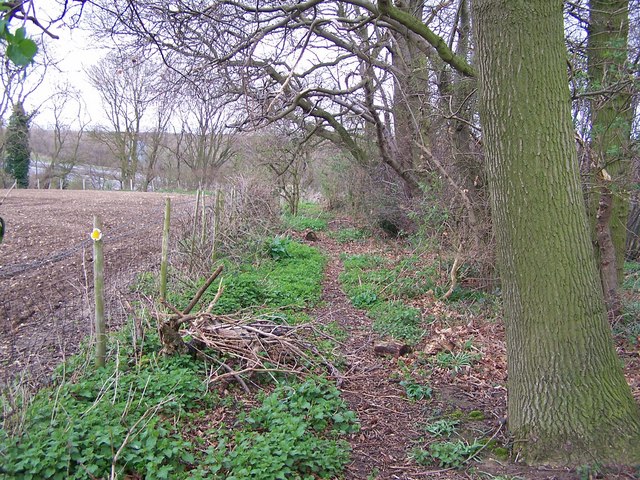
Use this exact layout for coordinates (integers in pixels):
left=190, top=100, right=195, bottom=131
left=311, top=233, right=434, bottom=480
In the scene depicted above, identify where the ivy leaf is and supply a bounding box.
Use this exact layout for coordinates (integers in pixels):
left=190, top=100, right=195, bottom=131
left=6, top=37, right=37, bottom=66
left=14, top=26, right=26, bottom=41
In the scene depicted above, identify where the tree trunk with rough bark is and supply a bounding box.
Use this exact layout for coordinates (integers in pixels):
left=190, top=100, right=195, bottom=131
left=587, top=0, right=632, bottom=311
left=472, top=0, right=640, bottom=465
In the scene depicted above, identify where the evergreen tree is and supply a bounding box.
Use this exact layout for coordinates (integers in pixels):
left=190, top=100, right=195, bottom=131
left=4, top=102, right=31, bottom=188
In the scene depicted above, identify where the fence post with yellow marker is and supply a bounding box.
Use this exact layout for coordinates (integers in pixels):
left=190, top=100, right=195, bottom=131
left=91, top=217, right=106, bottom=368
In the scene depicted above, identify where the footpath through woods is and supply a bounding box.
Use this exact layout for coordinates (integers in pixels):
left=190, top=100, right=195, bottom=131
left=308, top=221, right=640, bottom=480
left=312, top=231, right=427, bottom=479
left=308, top=224, right=507, bottom=479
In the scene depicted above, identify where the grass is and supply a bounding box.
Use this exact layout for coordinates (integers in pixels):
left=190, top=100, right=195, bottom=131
left=282, top=202, right=331, bottom=232
left=339, top=253, right=437, bottom=344
left=369, top=301, right=425, bottom=343
left=340, top=254, right=437, bottom=303
left=329, top=227, right=370, bottom=243
left=411, top=439, right=483, bottom=468
left=166, top=238, right=326, bottom=314
left=623, top=261, right=640, bottom=292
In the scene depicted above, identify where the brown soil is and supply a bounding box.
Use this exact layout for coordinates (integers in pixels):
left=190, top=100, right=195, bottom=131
left=0, top=189, right=193, bottom=388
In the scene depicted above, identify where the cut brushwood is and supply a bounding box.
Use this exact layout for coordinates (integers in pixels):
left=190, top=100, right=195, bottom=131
left=157, top=264, right=341, bottom=391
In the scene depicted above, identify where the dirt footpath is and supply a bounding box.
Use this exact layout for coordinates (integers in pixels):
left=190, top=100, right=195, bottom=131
left=0, top=189, right=193, bottom=388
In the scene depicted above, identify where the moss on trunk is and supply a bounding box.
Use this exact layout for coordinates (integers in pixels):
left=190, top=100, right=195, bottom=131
left=472, top=0, right=640, bottom=465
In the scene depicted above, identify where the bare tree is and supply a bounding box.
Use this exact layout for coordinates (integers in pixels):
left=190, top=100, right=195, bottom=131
left=171, top=86, right=236, bottom=189
left=87, top=0, right=472, bottom=196
left=87, top=52, right=160, bottom=189
left=256, top=123, right=317, bottom=216
left=30, top=84, right=89, bottom=188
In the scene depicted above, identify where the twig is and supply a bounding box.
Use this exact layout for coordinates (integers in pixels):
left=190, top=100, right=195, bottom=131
left=205, top=280, right=225, bottom=314
left=110, top=396, right=175, bottom=479
left=442, top=242, right=464, bottom=300
left=182, top=264, right=224, bottom=314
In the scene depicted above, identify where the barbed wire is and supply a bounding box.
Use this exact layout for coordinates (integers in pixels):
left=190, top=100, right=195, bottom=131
left=0, top=196, right=196, bottom=280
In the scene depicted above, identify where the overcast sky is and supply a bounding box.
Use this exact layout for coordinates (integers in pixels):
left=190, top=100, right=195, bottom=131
left=24, top=4, right=108, bottom=129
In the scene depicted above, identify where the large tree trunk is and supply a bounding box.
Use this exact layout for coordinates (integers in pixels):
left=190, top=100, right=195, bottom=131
left=587, top=0, right=632, bottom=312
left=472, top=0, right=640, bottom=465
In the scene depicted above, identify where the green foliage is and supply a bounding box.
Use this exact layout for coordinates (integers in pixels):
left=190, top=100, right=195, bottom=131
left=283, top=213, right=328, bottom=232
left=614, top=302, right=640, bottom=346
left=435, top=285, right=488, bottom=302
left=408, top=194, right=450, bottom=245
left=331, top=227, right=370, bottom=243
left=261, top=242, right=326, bottom=308
left=350, top=289, right=378, bottom=308
left=575, top=463, right=602, bottom=480
left=3, top=102, right=31, bottom=187
left=623, top=261, right=640, bottom=292
left=411, top=440, right=482, bottom=468
left=341, top=253, right=385, bottom=270
left=267, top=235, right=292, bottom=261
left=340, top=254, right=436, bottom=302
left=400, top=380, right=433, bottom=401
left=131, top=271, right=157, bottom=295
left=339, top=253, right=434, bottom=343
left=423, top=418, right=459, bottom=437
left=214, top=273, right=267, bottom=313
left=170, top=241, right=326, bottom=314
left=205, top=378, right=358, bottom=479
left=467, top=410, right=485, bottom=421
left=297, top=201, right=326, bottom=217
left=432, top=351, right=480, bottom=373
left=388, top=257, right=437, bottom=299
left=0, top=15, right=38, bottom=67
left=369, top=301, right=424, bottom=343
left=0, top=352, right=209, bottom=479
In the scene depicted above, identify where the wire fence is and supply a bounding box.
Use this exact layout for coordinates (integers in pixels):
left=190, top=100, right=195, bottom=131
left=0, top=177, right=281, bottom=391
left=0, top=191, right=196, bottom=389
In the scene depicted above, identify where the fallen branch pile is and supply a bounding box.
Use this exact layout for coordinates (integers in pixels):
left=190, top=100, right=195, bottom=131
left=157, top=265, right=341, bottom=392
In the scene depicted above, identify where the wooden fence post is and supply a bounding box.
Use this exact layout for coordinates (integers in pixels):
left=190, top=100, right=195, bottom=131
left=160, top=197, right=171, bottom=300
left=189, top=189, right=201, bottom=273
left=92, top=216, right=106, bottom=368
left=211, top=189, right=222, bottom=260
left=200, top=190, right=207, bottom=244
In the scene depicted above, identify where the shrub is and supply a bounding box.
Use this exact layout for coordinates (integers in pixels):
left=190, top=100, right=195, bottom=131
left=412, top=440, right=482, bottom=469
left=0, top=354, right=209, bottom=479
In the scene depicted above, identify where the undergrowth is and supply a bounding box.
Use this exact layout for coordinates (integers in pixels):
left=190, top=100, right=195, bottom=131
left=1, top=233, right=357, bottom=479
left=282, top=202, right=330, bottom=232
left=339, top=253, right=435, bottom=343
left=198, top=378, right=358, bottom=479
left=165, top=239, right=326, bottom=315
left=0, top=330, right=209, bottom=479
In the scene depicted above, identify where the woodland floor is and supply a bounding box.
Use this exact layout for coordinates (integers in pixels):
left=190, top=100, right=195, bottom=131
left=307, top=220, right=640, bottom=480
left=1, top=190, right=639, bottom=479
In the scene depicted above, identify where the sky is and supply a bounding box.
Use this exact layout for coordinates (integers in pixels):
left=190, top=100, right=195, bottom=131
left=23, top=4, right=108, bottom=129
